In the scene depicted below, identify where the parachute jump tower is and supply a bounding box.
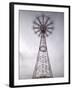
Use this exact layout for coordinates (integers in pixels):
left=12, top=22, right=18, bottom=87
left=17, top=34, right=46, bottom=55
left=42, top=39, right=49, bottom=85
left=32, top=14, right=54, bottom=79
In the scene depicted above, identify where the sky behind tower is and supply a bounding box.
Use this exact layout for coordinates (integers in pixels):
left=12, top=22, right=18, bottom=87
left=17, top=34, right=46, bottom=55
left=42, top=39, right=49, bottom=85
left=19, top=10, right=64, bottom=79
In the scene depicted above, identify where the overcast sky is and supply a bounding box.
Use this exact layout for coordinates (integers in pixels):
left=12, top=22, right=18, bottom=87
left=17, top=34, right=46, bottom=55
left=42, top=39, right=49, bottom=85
left=19, top=10, right=64, bottom=79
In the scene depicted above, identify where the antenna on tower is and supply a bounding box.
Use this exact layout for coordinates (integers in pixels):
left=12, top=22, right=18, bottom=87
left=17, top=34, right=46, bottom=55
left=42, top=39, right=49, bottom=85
left=32, top=14, right=54, bottom=79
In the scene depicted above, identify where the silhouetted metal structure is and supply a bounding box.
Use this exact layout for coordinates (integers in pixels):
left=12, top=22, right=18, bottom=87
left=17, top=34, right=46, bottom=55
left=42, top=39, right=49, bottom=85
left=32, top=14, right=54, bottom=79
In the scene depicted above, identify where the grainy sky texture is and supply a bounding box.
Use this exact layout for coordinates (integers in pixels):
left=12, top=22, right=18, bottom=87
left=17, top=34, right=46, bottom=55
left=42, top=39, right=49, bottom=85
left=19, top=10, right=64, bottom=79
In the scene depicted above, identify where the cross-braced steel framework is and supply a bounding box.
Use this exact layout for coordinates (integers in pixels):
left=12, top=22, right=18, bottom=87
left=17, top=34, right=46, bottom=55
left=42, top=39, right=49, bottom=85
left=32, top=14, right=54, bottom=79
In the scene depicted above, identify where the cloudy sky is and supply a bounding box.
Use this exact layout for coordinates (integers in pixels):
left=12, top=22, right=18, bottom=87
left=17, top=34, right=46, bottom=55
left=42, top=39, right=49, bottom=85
left=19, top=10, right=64, bottom=79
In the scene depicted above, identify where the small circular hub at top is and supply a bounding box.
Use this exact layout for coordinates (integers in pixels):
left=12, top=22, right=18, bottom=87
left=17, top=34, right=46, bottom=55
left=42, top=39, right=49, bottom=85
left=40, top=25, right=47, bottom=34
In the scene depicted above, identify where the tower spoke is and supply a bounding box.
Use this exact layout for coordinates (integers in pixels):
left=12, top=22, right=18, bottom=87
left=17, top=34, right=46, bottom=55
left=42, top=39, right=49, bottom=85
left=47, top=21, right=53, bottom=26
left=33, top=21, right=40, bottom=26
left=45, top=17, right=50, bottom=25
left=33, top=26, right=40, bottom=29
left=34, top=30, right=40, bottom=33
left=42, top=14, right=44, bottom=24
left=38, top=32, right=41, bottom=36
left=46, top=33, right=49, bottom=37
left=36, top=17, right=42, bottom=25
left=47, top=30, right=52, bottom=34
left=48, top=27, right=54, bottom=30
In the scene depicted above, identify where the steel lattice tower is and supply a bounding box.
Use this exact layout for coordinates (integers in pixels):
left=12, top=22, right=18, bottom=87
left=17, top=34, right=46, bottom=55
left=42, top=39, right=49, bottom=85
left=32, top=14, right=54, bottom=79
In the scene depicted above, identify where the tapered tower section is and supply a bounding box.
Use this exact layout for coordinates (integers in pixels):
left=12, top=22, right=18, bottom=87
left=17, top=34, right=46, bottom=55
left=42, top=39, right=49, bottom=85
left=32, top=14, right=54, bottom=79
